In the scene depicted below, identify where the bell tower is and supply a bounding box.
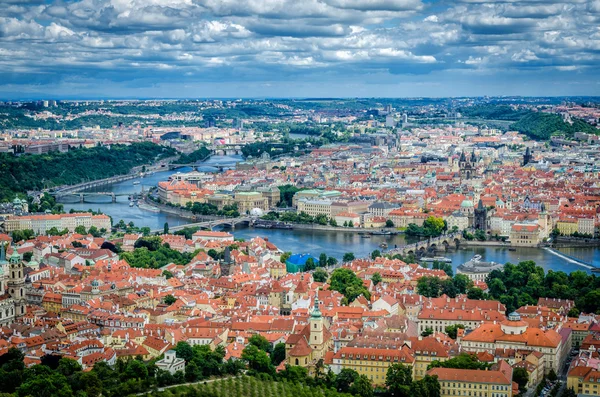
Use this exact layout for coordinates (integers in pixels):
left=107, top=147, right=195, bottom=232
left=8, top=248, right=26, bottom=317
left=309, top=297, right=323, bottom=349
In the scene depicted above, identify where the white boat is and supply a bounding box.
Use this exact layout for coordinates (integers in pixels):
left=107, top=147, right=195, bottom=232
left=133, top=181, right=141, bottom=185
left=129, top=201, right=134, bottom=207
left=420, top=256, right=452, bottom=263
left=139, top=203, right=160, bottom=213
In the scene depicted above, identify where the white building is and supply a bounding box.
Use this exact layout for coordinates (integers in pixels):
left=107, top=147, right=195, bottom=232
left=155, top=350, right=185, bottom=375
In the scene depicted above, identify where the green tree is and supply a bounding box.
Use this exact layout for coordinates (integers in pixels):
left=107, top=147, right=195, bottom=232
left=248, top=334, right=272, bottom=355
left=386, top=220, right=394, bottom=228
left=547, top=369, right=557, bottom=382
left=313, top=268, right=328, bottom=283
left=467, top=287, right=484, bottom=300
left=372, top=272, right=382, bottom=286
left=513, top=367, right=529, bottom=392
left=304, top=257, right=316, bottom=271
left=319, top=253, right=328, bottom=267
left=335, top=368, right=358, bottom=393
left=429, top=353, right=490, bottom=370
left=162, top=270, right=174, bottom=279
left=329, top=218, right=338, bottom=227
left=280, top=252, right=292, bottom=263
left=327, top=256, right=338, bottom=267
left=164, top=294, right=177, bottom=305
left=568, top=307, right=580, bottom=318
left=241, top=345, right=274, bottom=375
left=350, top=374, right=373, bottom=397
left=444, top=324, right=465, bottom=339
left=56, top=358, right=82, bottom=377
left=271, top=342, right=286, bottom=366
left=23, top=252, right=33, bottom=262
left=74, top=225, right=87, bottom=235
left=329, top=268, right=370, bottom=303
left=421, top=327, right=434, bottom=337
left=343, top=252, right=355, bottom=262
left=163, top=222, right=169, bottom=234
left=371, top=249, right=381, bottom=259
left=176, top=341, right=194, bottom=363
left=79, top=371, right=102, bottom=397
left=386, top=363, right=412, bottom=397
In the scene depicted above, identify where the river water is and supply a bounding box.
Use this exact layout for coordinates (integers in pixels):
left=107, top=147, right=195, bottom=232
left=63, top=155, right=600, bottom=273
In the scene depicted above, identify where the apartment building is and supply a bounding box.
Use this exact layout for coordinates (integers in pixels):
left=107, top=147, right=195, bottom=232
left=427, top=360, right=514, bottom=397
left=330, top=346, right=415, bottom=385
left=5, top=213, right=111, bottom=235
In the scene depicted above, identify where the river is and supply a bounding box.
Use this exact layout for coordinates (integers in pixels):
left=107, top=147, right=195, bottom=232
left=63, top=155, right=600, bottom=273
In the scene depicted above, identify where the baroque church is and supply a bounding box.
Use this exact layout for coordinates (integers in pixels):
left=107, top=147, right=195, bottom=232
left=0, top=244, right=27, bottom=326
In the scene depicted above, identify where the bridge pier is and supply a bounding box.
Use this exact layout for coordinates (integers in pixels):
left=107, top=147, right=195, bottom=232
left=112, top=193, right=116, bottom=203
left=80, top=194, right=84, bottom=203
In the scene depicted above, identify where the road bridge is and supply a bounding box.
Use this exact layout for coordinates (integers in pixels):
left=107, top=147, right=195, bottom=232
left=55, top=192, right=140, bottom=203
left=167, top=163, right=233, bottom=172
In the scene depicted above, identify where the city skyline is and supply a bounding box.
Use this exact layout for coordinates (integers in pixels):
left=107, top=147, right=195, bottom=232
left=1, top=0, right=600, bottom=99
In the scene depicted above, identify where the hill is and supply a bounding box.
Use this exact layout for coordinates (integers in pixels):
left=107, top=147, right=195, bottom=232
left=510, top=112, right=599, bottom=140
left=0, top=142, right=177, bottom=201
left=147, top=376, right=353, bottom=397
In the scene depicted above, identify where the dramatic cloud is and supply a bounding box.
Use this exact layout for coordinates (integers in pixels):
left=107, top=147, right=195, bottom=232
left=0, top=0, right=598, bottom=97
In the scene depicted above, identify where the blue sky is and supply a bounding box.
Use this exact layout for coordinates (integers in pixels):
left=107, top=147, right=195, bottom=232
left=1, top=0, right=599, bottom=99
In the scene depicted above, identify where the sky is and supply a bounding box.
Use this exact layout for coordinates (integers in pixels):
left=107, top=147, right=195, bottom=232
left=1, top=0, right=599, bottom=99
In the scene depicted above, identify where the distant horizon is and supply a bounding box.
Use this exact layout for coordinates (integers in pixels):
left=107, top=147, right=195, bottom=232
left=4, top=95, right=600, bottom=102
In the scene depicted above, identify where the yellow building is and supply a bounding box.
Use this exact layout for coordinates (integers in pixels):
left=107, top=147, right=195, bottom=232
left=331, top=346, right=415, bottom=385
left=297, top=199, right=333, bottom=217
left=556, top=218, right=578, bottom=236
left=410, top=337, right=450, bottom=380
left=568, top=367, right=600, bottom=396
left=428, top=360, right=514, bottom=397
left=510, top=223, right=541, bottom=247
left=233, top=192, right=269, bottom=214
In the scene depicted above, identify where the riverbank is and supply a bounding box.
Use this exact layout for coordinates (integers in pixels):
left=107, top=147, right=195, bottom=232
left=283, top=223, right=398, bottom=234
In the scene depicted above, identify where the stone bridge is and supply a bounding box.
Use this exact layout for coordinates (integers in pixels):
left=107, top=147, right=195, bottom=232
left=388, top=232, right=464, bottom=257
left=55, top=192, right=138, bottom=203
left=152, top=216, right=253, bottom=234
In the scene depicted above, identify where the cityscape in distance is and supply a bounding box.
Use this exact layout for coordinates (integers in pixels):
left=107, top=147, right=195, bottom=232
left=1, top=1, right=600, bottom=397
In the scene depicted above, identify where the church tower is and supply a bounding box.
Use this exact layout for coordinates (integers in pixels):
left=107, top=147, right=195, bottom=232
left=474, top=199, right=488, bottom=231
left=309, top=297, right=324, bottom=349
left=7, top=248, right=26, bottom=317
left=538, top=203, right=550, bottom=238
left=523, top=147, right=533, bottom=166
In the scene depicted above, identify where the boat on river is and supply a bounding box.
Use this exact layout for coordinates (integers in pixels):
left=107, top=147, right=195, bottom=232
left=133, top=181, right=140, bottom=185
left=371, top=230, right=392, bottom=236
left=420, top=256, right=452, bottom=263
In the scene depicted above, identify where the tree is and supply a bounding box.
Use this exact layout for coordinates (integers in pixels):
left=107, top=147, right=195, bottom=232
left=279, top=365, right=309, bottom=383
left=386, top=363, right=412, bottom=397
left=329, top=218, right=338, bottom=227
left=547, top=369, right=558, bottom=382
left=513, top=367, right=529, bottom=392
left=56, top=358, right=82, bottom=377
left=327, top=257, right=338, bottom=267
left=248, top=334, right=272, bottom=355
left=386, top=220, right=394, bottom=228
left=23, top=252, right=33, bottom=262
left=350, top=374, right=373, bottom=397
left=343, top=252, right=355, bottom=262
left=176, top=341, right=194, bottom=363
left=163, top=222, right=169, bottom=234
left=568, top=307, right=580, bottom=318
left=421, top=327, right=433, bottom=337
left=164, top=294, right=177, bottom=305
left=271, top=342, right=286, bottom=366
left=319, top=253, right=327, bottom=267
left=162, top=270, right=174, bottom=279
left=371, top=249, right=381, bottom=259
left=335, top=368, right=358, bottom=393
left=313, top=268, right=328, bottom=283
left=429, top=353, right=490, bottom=370
left=329, top=268, right=370, bottom=303
left=444, top=324, right=465, bottom=339
left=372, top=272, right=382, bottom=286
left=280, top=252, right=292, bottom=263
left=304, top=257, right=316, bottom=271
left=467, top=287, right=484, bottom=300
left=241, top=345, right=274, bottom=375
left=74, top=225, right=87, bottom=235
left=79, top=371, right=102, bottom=397
left=88, top=226, right=101, bottom=237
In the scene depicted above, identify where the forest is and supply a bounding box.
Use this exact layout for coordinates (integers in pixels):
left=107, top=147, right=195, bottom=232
left=510, top=112, right=598, bottom=140
left=0, top=142, right=176, bottom=202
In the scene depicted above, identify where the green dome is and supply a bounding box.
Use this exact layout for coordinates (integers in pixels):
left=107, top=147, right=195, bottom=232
left=460, top=200, right=474, bottom=208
